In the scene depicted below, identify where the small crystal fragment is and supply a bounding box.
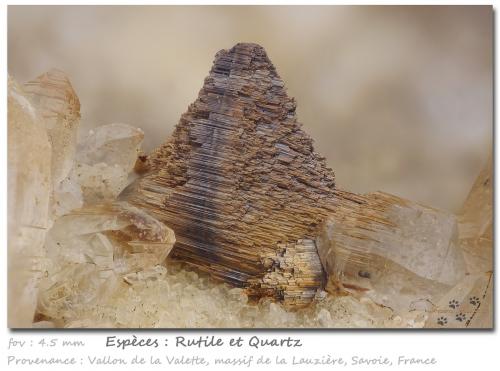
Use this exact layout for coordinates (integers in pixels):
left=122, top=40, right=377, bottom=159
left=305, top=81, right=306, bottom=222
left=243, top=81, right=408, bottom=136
left=255, top=239, right=324, bottom=308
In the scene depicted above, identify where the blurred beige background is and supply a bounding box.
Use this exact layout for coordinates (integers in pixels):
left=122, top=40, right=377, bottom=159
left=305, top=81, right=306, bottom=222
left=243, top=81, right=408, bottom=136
left=8, top=5, right=492, bottom=212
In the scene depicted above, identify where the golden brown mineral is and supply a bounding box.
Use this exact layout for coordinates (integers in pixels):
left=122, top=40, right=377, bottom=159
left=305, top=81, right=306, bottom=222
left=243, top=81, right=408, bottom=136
left=123, top=43, right=334, bottom=306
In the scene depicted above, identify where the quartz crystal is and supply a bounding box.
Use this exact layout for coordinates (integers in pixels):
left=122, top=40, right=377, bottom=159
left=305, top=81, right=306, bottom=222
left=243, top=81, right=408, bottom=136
left=458, top=155, right=492, bottom=274
left=9, top=44, right=492, bottom=328
left=316, top=191, right=467, bottom=313
left=424, top=272, right=492, bottom=328
left=54, top=123, right=144, bottom=216
left=23, top=69, right=81, bottom=189
left=77, top=123, right=144, bottom=171
left=37, top=201, right=175, bottom=323
left=58, top=263, right=420, bottom=329
left=421, top=156, right=494, bottom=328
left=75, top=123, right=143, bottom=202
left=8, top=76, right=52, bottom=327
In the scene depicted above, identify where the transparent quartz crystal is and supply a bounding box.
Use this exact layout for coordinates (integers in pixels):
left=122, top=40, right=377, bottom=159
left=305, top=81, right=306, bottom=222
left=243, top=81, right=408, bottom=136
left=54, top=123, right=144, bottom=216
left=316, top=191, right=467, bottom=314
left=425, top=272, right=492, bottom=328
left=37, top=201, right=175, bottom=322
left=61, top=263, right=414, bottom=329
left=458, top=155, right=492, bottom=274
left=423, top=156, right=494, bottom=328
left=77, top=123, right=144, bottom=171
left=23, top=69, right=81, bottom=188
left=8, top=76, right=52, bottom=327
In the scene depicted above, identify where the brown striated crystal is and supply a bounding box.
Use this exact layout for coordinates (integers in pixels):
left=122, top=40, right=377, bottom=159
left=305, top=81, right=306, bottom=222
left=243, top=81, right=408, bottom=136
left=123, top=43, right=334, bottom=306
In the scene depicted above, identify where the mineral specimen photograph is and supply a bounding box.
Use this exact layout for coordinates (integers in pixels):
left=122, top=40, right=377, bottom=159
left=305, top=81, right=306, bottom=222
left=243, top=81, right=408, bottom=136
left=7, top=5, right=493, bottom=328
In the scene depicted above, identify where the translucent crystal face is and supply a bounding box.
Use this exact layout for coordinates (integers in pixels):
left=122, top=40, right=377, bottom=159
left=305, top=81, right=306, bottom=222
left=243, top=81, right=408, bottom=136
left=37, top=202, right=175, bottom=322
left=316, top=191, right=468, bottom=314
left=23, top=69, right=81, bottom=188
left=50, top=263, right=428, bottom=329
left=424, top=272, right=493, bottom=328
left=8, top=77, right=52, bottom=327
left=458, top=155, right=492, bottom=274
left=53, top=123, right=144, bottom=217
left=77, top=123, right=144, bottom=171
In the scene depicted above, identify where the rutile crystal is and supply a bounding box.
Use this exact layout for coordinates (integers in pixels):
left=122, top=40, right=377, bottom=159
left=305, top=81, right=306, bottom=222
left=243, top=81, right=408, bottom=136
left=123, top=43, right=335, bottom=305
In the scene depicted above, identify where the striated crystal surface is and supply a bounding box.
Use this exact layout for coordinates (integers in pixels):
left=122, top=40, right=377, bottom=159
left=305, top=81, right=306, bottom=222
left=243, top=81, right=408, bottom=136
left=10, top=45, right=492, bottom=329
left=23, top=69, right=81, bottom=188
left=316, top=191, right=466, bottom=313
left=123, top=43, right=337, bottom=305
left=8, top=76, right=52, bottom=327
left=258, top=239, right=324, bottom=308
left=37, top=201, right=175, bottom=322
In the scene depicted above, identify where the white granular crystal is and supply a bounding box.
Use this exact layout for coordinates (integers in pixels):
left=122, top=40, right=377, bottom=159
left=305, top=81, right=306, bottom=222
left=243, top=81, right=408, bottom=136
left=57, top=263, right=422, bottom=329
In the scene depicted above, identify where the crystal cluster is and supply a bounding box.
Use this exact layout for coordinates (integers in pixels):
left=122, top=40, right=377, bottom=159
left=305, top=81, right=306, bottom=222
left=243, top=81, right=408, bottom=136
left=59, top=262, right=425, bottom=329
left=315, top=183, right=492, bottom=328
left=38, top=202, right=175, bottom=322
left=8, top=43, right=492, bottom=328
left=8, top=72, right=169, bottom=328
